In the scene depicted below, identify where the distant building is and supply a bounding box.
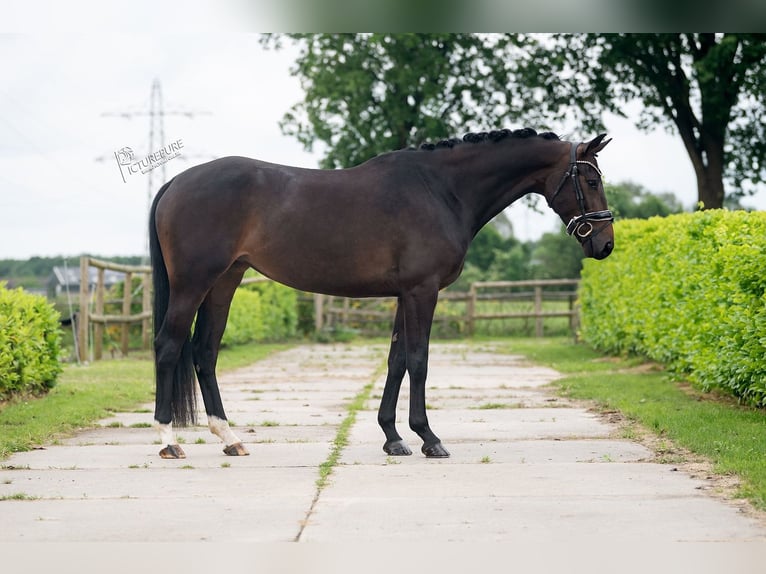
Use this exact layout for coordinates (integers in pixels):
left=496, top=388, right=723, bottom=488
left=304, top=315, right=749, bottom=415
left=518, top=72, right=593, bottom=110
left=48, top=266, right=125, bottom=298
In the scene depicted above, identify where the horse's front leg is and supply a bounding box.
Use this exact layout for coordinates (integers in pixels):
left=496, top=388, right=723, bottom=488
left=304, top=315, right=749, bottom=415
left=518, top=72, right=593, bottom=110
left=402, top=284, right=450, bottom=458
left=377, top=301, right=412, bottom=456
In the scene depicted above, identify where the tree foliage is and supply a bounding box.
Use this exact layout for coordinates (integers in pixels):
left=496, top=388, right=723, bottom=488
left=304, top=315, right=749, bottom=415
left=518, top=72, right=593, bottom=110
left=261, top=33, right=524, bottom=169
left=516, top=33, right=766, bottom=208
left=605, top=181, right=685, bottom=219
left=266, top=33, right=766, bottom=208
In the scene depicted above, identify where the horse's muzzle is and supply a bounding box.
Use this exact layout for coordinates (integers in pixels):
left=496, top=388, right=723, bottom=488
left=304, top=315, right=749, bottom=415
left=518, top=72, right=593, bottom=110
left=592, top=239, right=613, bottom=260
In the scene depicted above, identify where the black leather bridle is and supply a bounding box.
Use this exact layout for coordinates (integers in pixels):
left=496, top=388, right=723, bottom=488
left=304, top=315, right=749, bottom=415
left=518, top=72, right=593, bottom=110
left=549, top=142, right=614, bottom=242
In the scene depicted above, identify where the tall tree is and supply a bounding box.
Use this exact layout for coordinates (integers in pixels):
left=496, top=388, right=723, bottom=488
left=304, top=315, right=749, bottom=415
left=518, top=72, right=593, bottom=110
left=265, top=34, right=766, bottom=208
left=516, top=34, right=766, bottom=209
left=261, top=33, right=523, bottom=169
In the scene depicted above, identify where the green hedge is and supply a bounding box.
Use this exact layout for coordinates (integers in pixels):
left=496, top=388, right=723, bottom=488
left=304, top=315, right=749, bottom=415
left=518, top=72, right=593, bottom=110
left=0, top=283, right=63, bottom=399
left=220, top=281, right=298, bottom=347
left=580, top=210, right=766, bottom=405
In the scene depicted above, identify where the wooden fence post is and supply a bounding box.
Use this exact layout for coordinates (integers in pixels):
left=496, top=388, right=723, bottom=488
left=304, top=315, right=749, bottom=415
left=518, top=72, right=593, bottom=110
left=467, top=283, right=477, bottom=336
left=142, top=271, right=152, bottom=350
left=94, top=267, right=105, bottom=360
left=121, top=271, right=133, bottom=357
left=534, top=285, right=543, bottom=337
left=314, top=293, right=324, bottom=332
left=78, top=256, right=90, bottom=363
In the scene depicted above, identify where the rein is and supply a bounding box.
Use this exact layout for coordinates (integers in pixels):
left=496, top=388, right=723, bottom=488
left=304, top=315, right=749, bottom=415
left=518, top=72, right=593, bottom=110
left=549, top=142, right=614, bottom=241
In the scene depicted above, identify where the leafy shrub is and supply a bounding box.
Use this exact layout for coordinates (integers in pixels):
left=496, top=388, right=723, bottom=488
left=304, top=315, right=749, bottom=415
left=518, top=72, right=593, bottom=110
left=246, top=281, right=298, bottom=341
left=0, top=283, right=63, bottom=399
left=220, top=289, right=264, bottom=347
left=580, top=210, right=766, bottom=405
left=220, top=281, right=297, bottom=347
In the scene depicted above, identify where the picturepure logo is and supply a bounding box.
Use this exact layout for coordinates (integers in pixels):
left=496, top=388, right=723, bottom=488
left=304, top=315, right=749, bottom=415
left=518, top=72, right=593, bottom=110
left=114, top=139, right=184, bottom=183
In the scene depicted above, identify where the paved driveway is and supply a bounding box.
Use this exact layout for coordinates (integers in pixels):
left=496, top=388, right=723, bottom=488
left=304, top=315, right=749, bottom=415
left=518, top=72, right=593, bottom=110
left=2, top=342, right=764, bottom=564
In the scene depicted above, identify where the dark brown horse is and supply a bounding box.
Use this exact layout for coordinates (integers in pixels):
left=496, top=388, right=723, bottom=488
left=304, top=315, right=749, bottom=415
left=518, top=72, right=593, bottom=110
left=149, top=128, right=614, bottom=459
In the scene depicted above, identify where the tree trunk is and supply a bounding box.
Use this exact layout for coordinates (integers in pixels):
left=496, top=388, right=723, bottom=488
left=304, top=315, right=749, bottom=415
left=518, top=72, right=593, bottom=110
left=695, top=133, right=726, bottom=210
left=696, top=168, right=726, bottom=210
left=676, top=120, right=727, bottom=210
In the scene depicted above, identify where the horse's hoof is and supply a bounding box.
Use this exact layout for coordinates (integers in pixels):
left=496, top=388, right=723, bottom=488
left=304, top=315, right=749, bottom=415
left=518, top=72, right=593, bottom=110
left=159, top=444, right=186, bottom=459
left=422, top=442, right=450, bottom=458
left=223, top=442, right=250, bottom=456
left=383, top=439, right=413, bottom=456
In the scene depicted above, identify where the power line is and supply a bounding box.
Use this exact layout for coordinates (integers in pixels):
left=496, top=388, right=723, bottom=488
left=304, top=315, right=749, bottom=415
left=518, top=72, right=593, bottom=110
left=99, top=78, right=214, bottom=258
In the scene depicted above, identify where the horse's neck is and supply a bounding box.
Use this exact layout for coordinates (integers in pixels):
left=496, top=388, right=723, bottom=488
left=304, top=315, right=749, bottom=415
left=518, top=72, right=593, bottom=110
left=444, top=142, right=556, bottom=236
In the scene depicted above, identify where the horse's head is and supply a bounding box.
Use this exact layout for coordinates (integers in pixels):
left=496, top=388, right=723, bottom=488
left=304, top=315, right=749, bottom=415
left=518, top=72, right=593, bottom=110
left=543, top=134, right=614, bottom=260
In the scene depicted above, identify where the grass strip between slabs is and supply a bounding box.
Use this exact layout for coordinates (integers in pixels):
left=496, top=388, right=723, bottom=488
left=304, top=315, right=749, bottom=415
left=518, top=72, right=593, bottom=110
left=295, top=356, right=383, bottom=541
left=316, top=381, right=375, bottom=491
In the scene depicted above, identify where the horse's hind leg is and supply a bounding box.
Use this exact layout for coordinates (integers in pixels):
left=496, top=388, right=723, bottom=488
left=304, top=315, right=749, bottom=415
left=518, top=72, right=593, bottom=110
left=154, top=292, right=205, bottom=459
left=192, top=262, right=250, bottom=456
left=377, top=301, right=412, bottom=456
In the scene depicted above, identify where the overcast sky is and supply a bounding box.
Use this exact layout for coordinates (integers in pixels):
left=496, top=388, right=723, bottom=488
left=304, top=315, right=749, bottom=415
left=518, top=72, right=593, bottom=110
left=1, top=33, right=764, bottom=260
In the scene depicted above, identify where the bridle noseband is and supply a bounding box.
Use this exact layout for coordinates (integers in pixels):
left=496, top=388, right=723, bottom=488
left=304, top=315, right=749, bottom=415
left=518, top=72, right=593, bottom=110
left=549, top=142, right=614, bottom=241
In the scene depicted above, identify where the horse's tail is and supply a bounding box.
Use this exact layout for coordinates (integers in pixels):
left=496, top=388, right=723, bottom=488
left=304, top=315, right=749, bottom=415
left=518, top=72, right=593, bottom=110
left=149, top=178, right=197, bottom=426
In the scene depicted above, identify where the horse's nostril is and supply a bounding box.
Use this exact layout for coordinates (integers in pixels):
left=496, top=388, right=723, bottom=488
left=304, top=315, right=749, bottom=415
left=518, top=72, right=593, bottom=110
left=603, top=241, right=614, bottom=256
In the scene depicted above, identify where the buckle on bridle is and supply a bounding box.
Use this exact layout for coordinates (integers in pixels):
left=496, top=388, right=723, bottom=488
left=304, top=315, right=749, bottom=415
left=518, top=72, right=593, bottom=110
left=573, top=220, right=594, bottom=238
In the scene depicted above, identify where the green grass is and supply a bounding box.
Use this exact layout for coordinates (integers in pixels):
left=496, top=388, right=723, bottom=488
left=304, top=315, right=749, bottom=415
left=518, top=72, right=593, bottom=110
left=492, top=337, right=766, bottom=510
left=314, top=353, right=387, bottom=491
left=216, top=342, right=293, bottom=371
left=476, top=402, right=522, bottom=410
left=0, top=341, right=294, bottom=460
left=0, top=492, right=39, bottom=501
left=316, top=381, right=375, bottom=491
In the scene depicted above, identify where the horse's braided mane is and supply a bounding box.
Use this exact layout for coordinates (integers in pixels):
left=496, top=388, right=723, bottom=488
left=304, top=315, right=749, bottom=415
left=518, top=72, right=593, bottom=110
left=417, top=128, right=560, bottom=151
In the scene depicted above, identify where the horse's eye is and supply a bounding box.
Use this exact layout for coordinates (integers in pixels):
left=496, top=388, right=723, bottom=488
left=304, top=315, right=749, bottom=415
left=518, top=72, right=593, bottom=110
left=586, top=179, right=599, bottom=189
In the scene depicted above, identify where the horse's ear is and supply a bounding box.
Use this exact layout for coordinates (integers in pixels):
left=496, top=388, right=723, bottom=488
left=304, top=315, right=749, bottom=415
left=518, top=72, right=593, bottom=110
left=585, top=133, right=611, bottom=155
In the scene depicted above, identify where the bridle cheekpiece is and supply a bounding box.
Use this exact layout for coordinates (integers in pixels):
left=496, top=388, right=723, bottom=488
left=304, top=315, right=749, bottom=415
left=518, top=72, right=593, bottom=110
left=549, top=141, right=614, bottom=241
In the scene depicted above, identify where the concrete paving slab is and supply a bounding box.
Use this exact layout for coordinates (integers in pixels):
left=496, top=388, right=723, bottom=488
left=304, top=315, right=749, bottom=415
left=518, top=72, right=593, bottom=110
left=341, top=439, right=654, bottom=466
left=1, top=494, right=312, bottom=542
left=346, top=407, right=613, bottom=445
left=302, top=493, right=762, bottom=543
left=57, top=423, right=338, bottom=447
left=418, top=368, right=561, bottom=389
left=0, top=463, right=322, bottom=501
left=1, top=442, right=331, bottom=473
left=302, top=461, right=766, bottom=542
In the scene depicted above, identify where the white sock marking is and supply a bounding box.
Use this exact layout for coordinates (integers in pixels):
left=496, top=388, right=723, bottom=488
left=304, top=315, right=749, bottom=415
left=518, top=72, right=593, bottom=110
left=208, top=415, right=241, bottom=447
left=155, top=421, right=176, bottom=446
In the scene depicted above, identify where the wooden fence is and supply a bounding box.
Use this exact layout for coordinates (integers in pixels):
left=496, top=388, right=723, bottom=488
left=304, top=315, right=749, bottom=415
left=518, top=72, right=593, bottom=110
left=77, top=257, right=152, bottom=362
left=75, top=260, right=275, bottom=362
left=314, top=279, right=580, bottom=338
left=76, top=256, right=579, bottom=362
left=467, top=279, right=580, bottom=337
